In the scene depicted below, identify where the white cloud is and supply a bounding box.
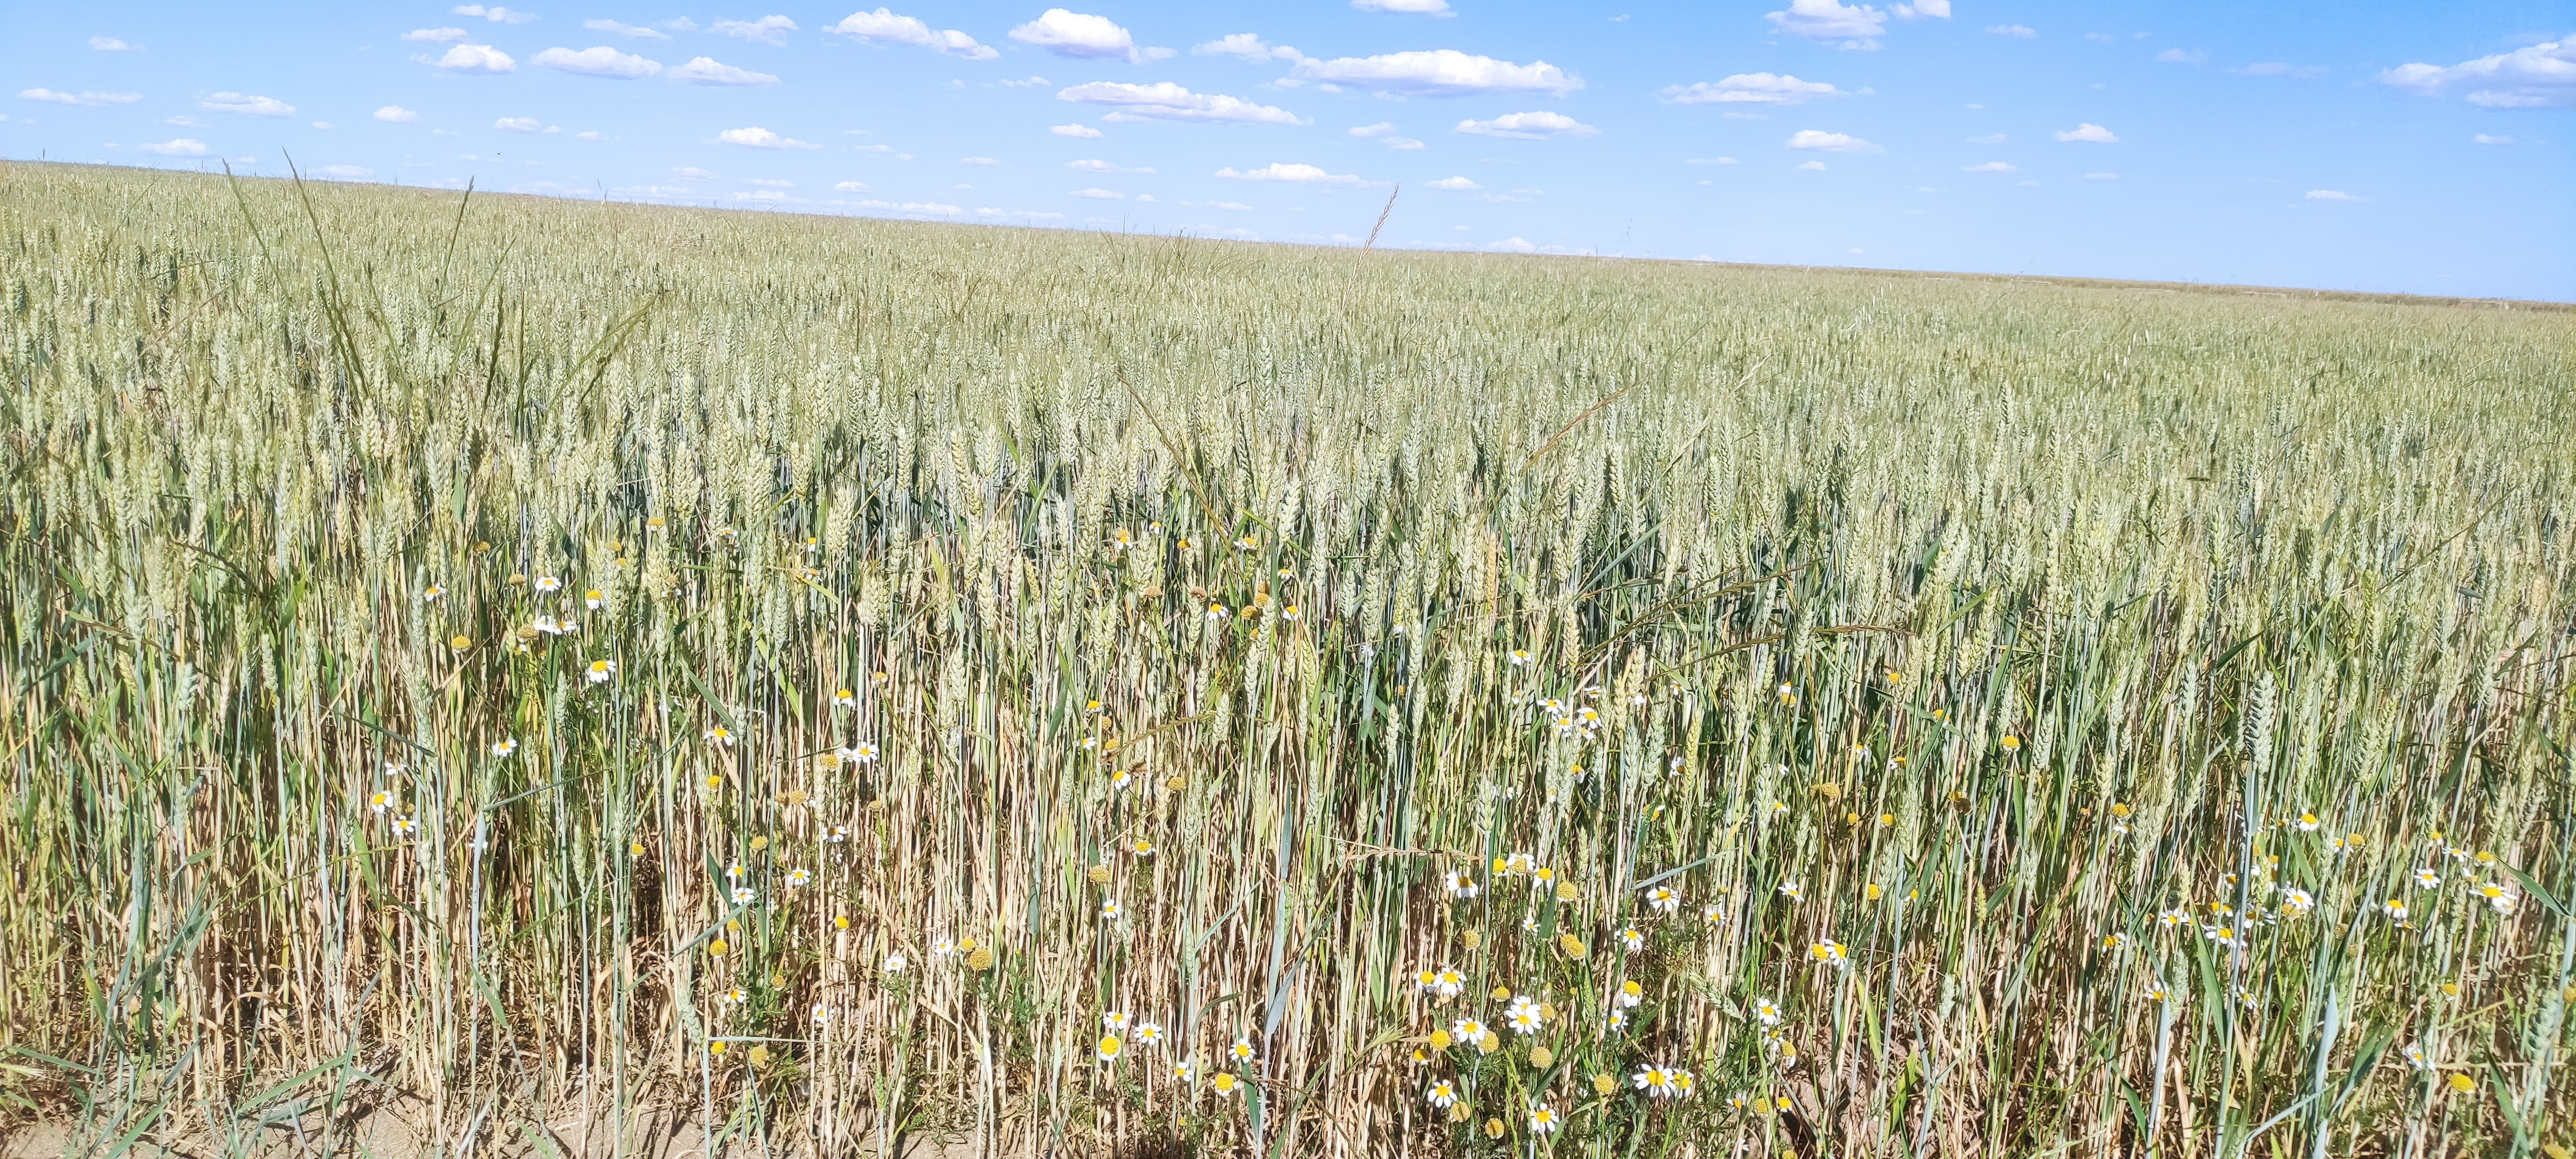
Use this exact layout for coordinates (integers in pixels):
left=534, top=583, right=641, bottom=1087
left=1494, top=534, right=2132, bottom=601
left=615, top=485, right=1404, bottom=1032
left=855, top=199, right=964, bottom=215
left=2303, top=189, right=2363, bottom=202
left=1686, top=156, right=1739, bottom=164
left=675, top=166, right=719, bottom=178
left=2379, top=38, right=2574, bottom=109
left=533, top=46, right=661, bottom=77
left=1069, top=187, right=1125, bottom=198
left=1426, top=175, right=1479, bottom=190
left=583, top=18, right=669, bottom=38
left=1490, top=236, right=1536, bottom=252
left=496, top=116, right=542, bottom=132
left=834, top=180, right=871, bottom=191
left=1985, top=24, right=2036, bottom=38
left=163, top=115, right=204, bottom=126
left=2472, top=133, right=2514, bottom=144
left=717, top=126, right=819, bottom=148
left=962, top=155, right=997, bottom=165
left=2085, top=31, right=2113, bottom=42
left=405, top=27, right=469, bottom=42
left=1767, top=0, right=1886, bottom=50
left=1207, top=201, right=1252, bottom=210
left=21, top=88, right=142, bottom=106
left=746, top=178, right=795, bottom=187
left=2155, top=48, right=2204, bottom=64
left=453, top=5, right=537, bottom=23
left=1661, top=72, right=1846, bottom=105
left=202, top=92, right=295, bottom=116
left=1785, top=128, right=1879, bottom=152
left=829, top=8, right=997, bottom=60
left=2053, top=122, right=2118, bottom=143
left=1455, top=111, right=1598, bottom=139
left=670, top=57, right=779, bottom=85
left=1011, top=9, right=1157, bottom=62
left=1892, top=0, right=1948, bottom=17
left=91, top=36, right=138, bottom=51
left=1290, top=50, right=1579, bottom=96
left=1057, top=81, right=1305, bottom=124
left=1354, top=0, right=1453, bottom=13
left=1051, top=123, right=1103, bottom=137
left=2081, top=172, right=2117, bottom=179
left=138, top=138, right=209, bottom=156
left=713, top=16, right=797, bottom=45
left=1797, top=159, right=1827, bottom=169
left=1194, top=33, right=1302, bottom=61
left=374, top=105, right=419, bottom=123
left=430, top=44, right=518, bottom=72
left=1348, top=121, right=1424, bottom=148
left=1964, top=160, right=2014, bottom=172
left=1000, top=76, right=1050, bottom=87
left=1068, top=158, right=1154, bottom=172
left=2236, top=62, right=2326, bottom=78
left=1214, top=162, right=1366, bottom=185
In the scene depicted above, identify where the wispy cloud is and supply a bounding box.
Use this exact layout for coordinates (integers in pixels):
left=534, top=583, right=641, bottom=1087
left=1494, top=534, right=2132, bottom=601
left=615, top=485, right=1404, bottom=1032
left=583, top=18, right=669, bottom=40
left=1661, top=73, right=1846, bottom=105
left=1985, top=24, right=2036, bottom=38
left=201, top=92, right=295, bottom=116
left=90, top=36, right=138, bottom=51
left=1290, top=50, right=1579, bottom=96
left=22, top=87, right=143, bottom=106
left=1353, top=0, right=1453, bottom=13
left=716, top=126, right=819, bottom=148
left=1766, top=0, right=1888, bottom=50
left=670, top=57, right=779, bottom=85
left=1455, top=111, right=1598, bottom=139
left=1057, top=81, right=1305, bottom=125
left=1214, top=162, right=1368, bottom=185
left=712, top=16, right=797, bottom=45
left=453, top=4, right=537, bottom=23
left=137, top=138, right=209, bottom=156
left=2303, top=189, right=2364, bottom=202
left=1786, top=129, right=1880, bottom=153
left=533, top=46, right=662, bottom=78
left=1194, top=33, right=1302, bottom=61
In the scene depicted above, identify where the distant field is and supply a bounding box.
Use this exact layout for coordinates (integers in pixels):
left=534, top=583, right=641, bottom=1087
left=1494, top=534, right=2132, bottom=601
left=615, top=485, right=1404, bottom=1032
left=2, top=160, right=2572, bottom=1158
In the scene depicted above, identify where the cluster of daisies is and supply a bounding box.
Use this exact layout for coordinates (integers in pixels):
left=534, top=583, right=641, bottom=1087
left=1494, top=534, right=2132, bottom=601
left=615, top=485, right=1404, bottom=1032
left=1090, top=1010, right=1263, bottom=1098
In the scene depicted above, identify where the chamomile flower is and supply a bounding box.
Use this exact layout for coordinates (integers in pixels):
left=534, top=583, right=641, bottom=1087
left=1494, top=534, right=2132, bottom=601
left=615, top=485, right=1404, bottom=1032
left=1133, top=1021, right=1164, bottom=1046
left=1206, top=603, right=1228, bottom=621
left=1809, top=939, right=1849, bottom=968
left=1643, top=885, right=1681, bottom=914
left=931, top=938, right=958, bottom=958
left=1778, top=880, right=1803, bottom=901
left=786, top=868, right=812, bottom=888
left=2414, top=867, right=2442, bottom=890
left=2281, top=888, right=2315, bottom=916
left=370, top=790, right=398, bottom=815
left=1097, top=1034, right=1124, bottom=1062
left=2157, top=908, right=2191, bottom=929
left=1281, top=605, right=1301, bottom=622
left=1777, top=683, right=1796, bottom=704
left=724, top=987, right=748, bottom=1005
left=1617, top=979, right=1644, bottom=1008
left=882, top=953, right=907, bottom=973
left=824, top=825, right=848, bottom=843
left=587, top=659, right=615, bottom=684
left=1172, top=1060, right=1195, bottom=1085
left=531, top=614, right=569, bottom=636
left=731, top=886, right=757, bottom=906
left=1109, top=767, right=1134, bottom=791
left=1129, top=836, right=1156, bottom=858
left=1509, top=649, right=1532, bottom=667
left=2202, top=924, right=2237, bottom=947
left=1209, top=1072, right=1241, bottom=1097
left=2479, top=882, right=2518, bottom=913
left=2384, top=899, right=2410, bottom=922
left=1504, top=996, right=1548, bottom=1036
left=846, top=742, right=880, bottom=763
left=1101, top=898, right=1122, bottom=920
left=390, top=814, right=418, bottom=837
left=1445, top=870, right=1481, bottom=899
left=833, top=688, right=856, bottom=708
left=1229, top=1038, right=1257, bottom=1065
left=704, top=725, right=735, bottom=748
left=1528, top=1103, right=1560, bottom=1135
left=492, top=738, right=518, bottom=758
left=813, top=1003, right=836, bottom=1025
left=422, top=585, right=445, bottom=602
left=2295, top=811, right=2321, bottom=832
left=584, top=588, right=605, bottom=610
left=2404, top=1043, right=2432, bottom=1070
left=1451, top=1017, right=1488, bottom=1043
left=2143, top=982, right=2170, bottom=1003
left=1618, top=927, right=1646, bottom=953
left=1704, top=902, right=1729, bottom=924
left=1426, top=1080, right=1458, bottom=1108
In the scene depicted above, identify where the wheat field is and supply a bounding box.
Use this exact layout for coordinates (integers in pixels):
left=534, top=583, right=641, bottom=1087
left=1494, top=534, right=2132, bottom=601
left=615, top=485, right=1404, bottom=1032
left=1, top=159, right=2572, bottom=1158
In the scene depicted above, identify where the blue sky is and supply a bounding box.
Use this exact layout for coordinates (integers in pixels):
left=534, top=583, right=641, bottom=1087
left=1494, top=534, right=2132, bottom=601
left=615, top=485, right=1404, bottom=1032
left=6, top=1, right=2570, bottom=300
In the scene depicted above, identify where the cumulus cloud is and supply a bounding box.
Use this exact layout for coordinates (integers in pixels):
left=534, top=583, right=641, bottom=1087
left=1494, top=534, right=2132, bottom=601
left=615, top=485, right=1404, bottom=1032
left=2155, top=48, right=2204, bottom=64
left=1011, top=9, right=1164, bottom=62
left=200, top=92, right=295, bottom=116
left=1455, top=111, right=1598, bottom=139
left=22, top=88, right=143, bottom=105
left=830, top=8, right=998, bottom=59
left=1354, top=0, right=1453, bottom=13
left=584, top=18, right=669, bottom=38
left=1194, top=33, right=1302, bottom=61
left=2053, top=122, right=2118, bottom=142
left=670, top=57, right=779, bottom=85
left=1057, top=81, right=1305, bottom=124
left=834, top=180, right=871, bottom=191
left=1767, top=0, right=1887, bottom=50
left=496, top=116, right=543, bottom=132
left=405, top=27, right=469, bottom=42
left=453, top=5, right=536, bottom=23
left=1000, top=76, right=1050, bottom=87
left=1661, top=72, right=1846, bottom=105
left=430, top=44, right=518, bottom=72
left=1786, top=129, right=1879, bottom=152
left=2379, top=38, right=2574, bottom=108
left=533, top=46, right=662, bottom=77
left=713, top=16, right=797, bottom=45
left=374, top=105, right=420, bottom=122
left=137, top=138, right=209, bottom=156
left=1964, top=160, right=2014, bottom=172
left=1291, top=50, right=1579, bottom=96
left=1892, top=0, right=1949, bottom=17
left=1214, top=162, right=1366, bottom=185
left=1069, top=187, right=1125, bottom=198
left=2303, top=189, right=2363, bottom=202
left=1050, top=123, right=1103, bottom=137
left=1986, top=24, right=2036, bottom=38
left=1797, top=159, right=1827, bottom=169
left=717, top=126, right=819, bottom=148
left=1426, top=175, right=1479, bottom=190
left=1068, top=158, right=1154, bottom=172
